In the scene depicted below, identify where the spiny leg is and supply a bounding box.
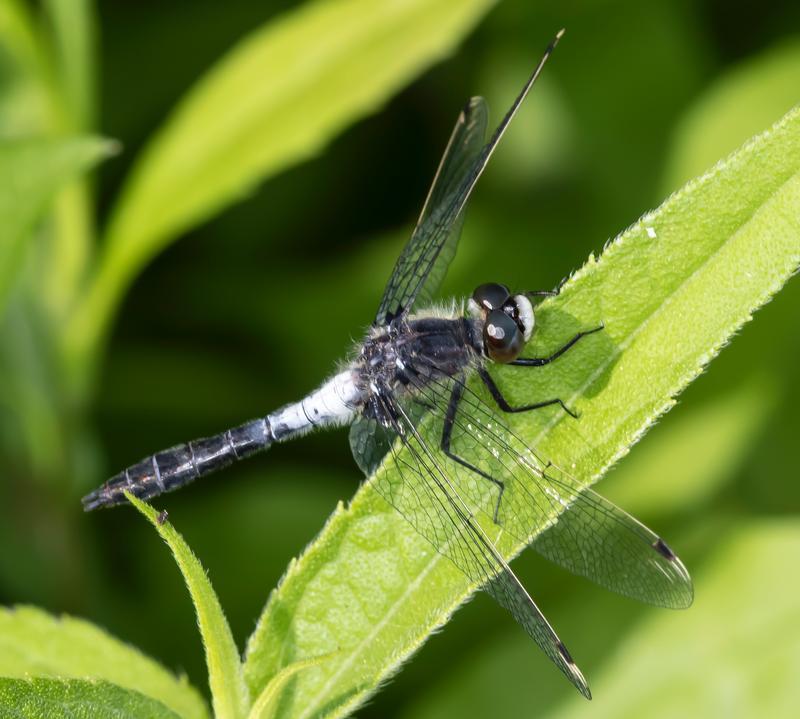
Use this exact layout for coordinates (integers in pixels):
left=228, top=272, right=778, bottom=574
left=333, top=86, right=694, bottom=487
left=510, top=324, right=604, bottom=367
left=526, top=289, right=558, bottom=299
left=477, top=366, right=578, bottom=419
left=440, top=377, right=506, bottom=525
left=525, top=272, right=570, bottom=300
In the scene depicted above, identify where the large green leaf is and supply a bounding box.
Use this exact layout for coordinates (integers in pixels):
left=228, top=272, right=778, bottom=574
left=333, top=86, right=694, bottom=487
left=242, top=105, right=800, bottom=716
left=0, top=136, right=114, bottom=312
left=66, top=0, right=497, bottom=366
left=0, top=606, right=208, bottom=719
left=127, top=494, right=250, bottom=719
left=0, top=677, right=182, bottom=719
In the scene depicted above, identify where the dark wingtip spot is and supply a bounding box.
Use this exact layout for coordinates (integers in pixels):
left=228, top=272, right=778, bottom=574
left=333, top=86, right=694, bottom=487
left=557, top=640, right=575, bottom=665
left=653, top=537, right=677, bottom=561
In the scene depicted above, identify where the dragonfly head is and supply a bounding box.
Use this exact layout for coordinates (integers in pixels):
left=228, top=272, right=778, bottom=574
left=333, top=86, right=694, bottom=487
left=468, top=283, right=534, bottom=363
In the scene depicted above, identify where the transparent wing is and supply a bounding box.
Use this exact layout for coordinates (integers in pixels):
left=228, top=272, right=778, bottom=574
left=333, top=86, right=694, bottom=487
left=368, top=385, right=591, bottom=698
left=374, top=32, right=563, bottom=326
left=374, top=97, right=487, bottom=325
left=400, top=363, right=693, bottom=610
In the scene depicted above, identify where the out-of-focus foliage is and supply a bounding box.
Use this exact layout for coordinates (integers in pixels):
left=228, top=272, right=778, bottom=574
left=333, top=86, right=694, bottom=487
left=401, top=521, right=800, bottom=719
left=1, top=0, right=799, bottom=717
left=550, top=521, right=800, bottom=719
left=0, top=136, right=112, bottom=308
left=64, top=0, right=498, bottom=375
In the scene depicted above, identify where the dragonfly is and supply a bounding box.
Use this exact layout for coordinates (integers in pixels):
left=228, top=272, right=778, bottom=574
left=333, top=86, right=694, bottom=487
left=83, top=30, right=693, bottom=699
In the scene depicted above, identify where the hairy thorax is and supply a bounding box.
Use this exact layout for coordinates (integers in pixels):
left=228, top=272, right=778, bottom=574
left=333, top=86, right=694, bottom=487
left=355, top=315, right=484, bottom=425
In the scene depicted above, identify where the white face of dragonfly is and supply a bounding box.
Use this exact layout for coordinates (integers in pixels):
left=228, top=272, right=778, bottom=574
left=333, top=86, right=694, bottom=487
left=467, top=283, right=535, bottom=363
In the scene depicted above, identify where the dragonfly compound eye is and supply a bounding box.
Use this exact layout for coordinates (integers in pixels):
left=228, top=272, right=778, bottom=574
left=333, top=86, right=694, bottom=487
left=484, top=309, right=524, bottom=363
left=472, top=283, right=511, bottom=311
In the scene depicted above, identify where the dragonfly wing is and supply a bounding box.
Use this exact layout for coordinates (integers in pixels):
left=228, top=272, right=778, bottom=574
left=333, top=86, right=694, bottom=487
left=368, top=384, right=591, bottom=698
left=532, top=485, right=694, bottom=609
left=374, top=97, right=487, bottom=326
left=349, top=415, right=397, bottom=478
left=374, top=32, right=563, bottom=326
left=400, top=363, right=693, bottom=610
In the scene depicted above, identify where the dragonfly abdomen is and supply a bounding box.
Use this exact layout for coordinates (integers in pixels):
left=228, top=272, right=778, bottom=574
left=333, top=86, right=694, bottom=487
left=82, top=419, right=273, bottom=510
left=82, top=370, right=361, bottom=511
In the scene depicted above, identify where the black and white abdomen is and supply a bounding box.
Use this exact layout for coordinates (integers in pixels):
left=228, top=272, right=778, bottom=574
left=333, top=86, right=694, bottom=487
left=82, top=369, right=363, bottom=510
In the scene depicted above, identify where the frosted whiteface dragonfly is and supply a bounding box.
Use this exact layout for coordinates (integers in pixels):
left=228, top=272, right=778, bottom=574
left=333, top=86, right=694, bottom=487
left=83, top=30, right=693, bottom=698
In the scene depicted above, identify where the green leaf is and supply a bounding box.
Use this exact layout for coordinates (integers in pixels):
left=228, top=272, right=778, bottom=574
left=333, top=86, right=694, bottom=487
left=248, top=653, right=338, bottom=719
left=39, top=0, right=99, bottom=316
left=66, top=0, right=497, bottom=368
left=399, top=520, right=800, bottom=719
left=127, top=493, right=250, bottom=719
left=42, top=0, right=96, bottom=131
left=0, top=0, right=54, bottom=135
left=542, top=520, right=800, bottom=719
left=603, top=374, right=777, bottom=517
left=243, top=105, right=800, bottom=716
left=0, top=136, right=115, bottom=312
left=0, top=606, right=208, bottom=719
left=0, top=677, right=183, bottom=719
left=663, top=39, right=800, bottom=192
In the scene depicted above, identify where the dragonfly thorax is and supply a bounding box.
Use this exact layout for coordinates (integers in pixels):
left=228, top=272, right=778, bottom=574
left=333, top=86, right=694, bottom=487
left=356, top=315, right=482, bottom=426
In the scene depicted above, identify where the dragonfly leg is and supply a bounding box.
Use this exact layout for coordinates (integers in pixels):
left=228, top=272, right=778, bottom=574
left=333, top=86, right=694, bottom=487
left=477, top=366, right=578, bottom=419
left=525, top=288, right=559, bottom=299
left=441, top=378, right=506, bottom=525
left=509, top=323, right=604, bottom=367
left=525, top=272, right=571, bottom=300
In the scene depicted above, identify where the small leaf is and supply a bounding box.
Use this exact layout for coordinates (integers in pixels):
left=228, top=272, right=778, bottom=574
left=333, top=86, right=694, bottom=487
left=248, top=653, right=339, bottom=719
left=0, top=136, right=115, bottom=311
left=126, top=493, right=250, bottom=719
left=66, top=0, right=497, bottom=364
left=0, top=606, right=208, bottom=719
left=243, top=105, right=800, bottom=717
left=0, top=677, right=182, bottom=719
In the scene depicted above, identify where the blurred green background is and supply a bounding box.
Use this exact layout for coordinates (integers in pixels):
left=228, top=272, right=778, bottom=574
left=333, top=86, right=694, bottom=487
left=1, top=0, right=799, bottom=716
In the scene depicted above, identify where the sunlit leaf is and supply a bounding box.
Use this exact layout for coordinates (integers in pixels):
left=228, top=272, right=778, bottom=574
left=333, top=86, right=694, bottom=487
left=248, top=653, right=338, bottom=719
left=127, top=493, right=250, bottom=719
left=243, top=105, right=800, bottom=716
left=0, top=606, right=208, bottom=719
left=42, top=0, right=96, bottom=131
left=0, top=677, right=182, bottom=719
left=0, top=0, right=54, bottom=134
left=67, top=0, right=498, bottom=367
